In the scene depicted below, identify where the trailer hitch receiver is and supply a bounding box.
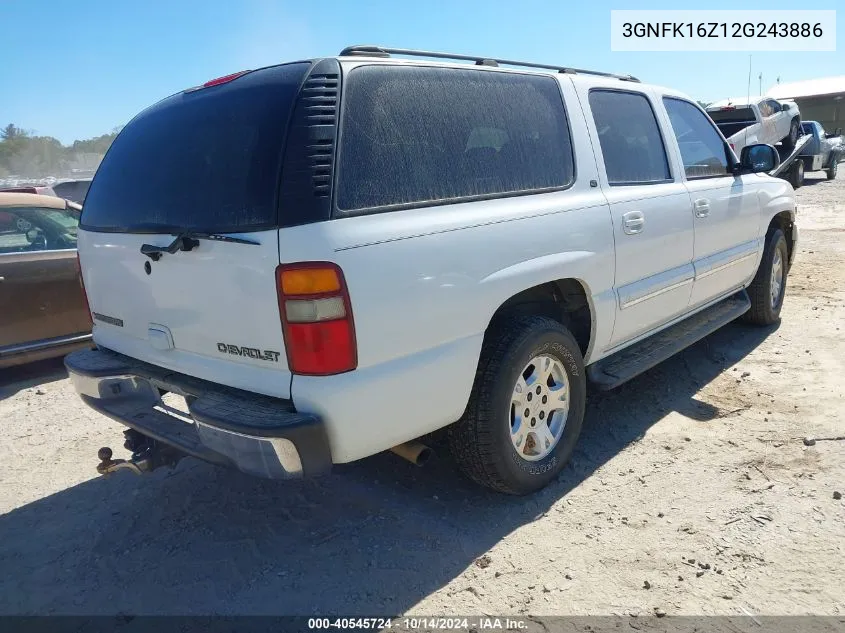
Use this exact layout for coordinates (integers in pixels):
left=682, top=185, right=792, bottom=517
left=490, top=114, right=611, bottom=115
left=95, top=430, right=185, bottom=476
left=96, top=446, right=152, bottom=475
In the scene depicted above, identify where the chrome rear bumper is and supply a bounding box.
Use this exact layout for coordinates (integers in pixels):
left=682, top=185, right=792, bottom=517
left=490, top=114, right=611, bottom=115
left=65, top=348, right=331, bottom=479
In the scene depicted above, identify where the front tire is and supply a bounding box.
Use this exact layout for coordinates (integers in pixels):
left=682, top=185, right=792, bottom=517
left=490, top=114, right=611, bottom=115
left=743, top=229, right=789, bottom=326
left=827, top=159, right=838, bottom=181
left=448, top=315, right=586, bottom=495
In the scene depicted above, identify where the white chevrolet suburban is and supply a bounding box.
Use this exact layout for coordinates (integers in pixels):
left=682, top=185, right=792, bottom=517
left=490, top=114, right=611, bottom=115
left=66, top=46, right=798, bottom=495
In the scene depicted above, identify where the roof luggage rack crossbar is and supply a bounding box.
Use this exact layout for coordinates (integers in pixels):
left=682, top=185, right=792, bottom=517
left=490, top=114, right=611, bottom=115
left=338, top=45, right=640, bottom=82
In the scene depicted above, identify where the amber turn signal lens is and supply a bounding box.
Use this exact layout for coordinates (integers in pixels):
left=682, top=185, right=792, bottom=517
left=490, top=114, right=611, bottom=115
left=280, top=267, right=341, bottom=295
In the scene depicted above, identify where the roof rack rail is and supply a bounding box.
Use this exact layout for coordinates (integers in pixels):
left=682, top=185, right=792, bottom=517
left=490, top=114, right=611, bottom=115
left=338, top=45, right=640, bottom=83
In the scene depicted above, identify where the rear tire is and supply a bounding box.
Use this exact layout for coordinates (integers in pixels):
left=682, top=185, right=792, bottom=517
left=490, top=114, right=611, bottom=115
left=742, top=229, right=788, bottom=326
left=783, top=119, right=799, bottom=151
left=448, top=315, right=586, bottom=495
left=788, top=159, right=804, bottom=189
left=827, top=159, right=838, bottom=181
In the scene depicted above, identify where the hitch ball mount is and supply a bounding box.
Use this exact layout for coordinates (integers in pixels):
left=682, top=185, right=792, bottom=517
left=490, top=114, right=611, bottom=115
left=96, top=429, right=184, bottom=476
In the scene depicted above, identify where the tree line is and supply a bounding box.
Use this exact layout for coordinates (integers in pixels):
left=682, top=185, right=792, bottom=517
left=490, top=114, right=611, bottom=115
left=0, top=123, right=122, bottom=179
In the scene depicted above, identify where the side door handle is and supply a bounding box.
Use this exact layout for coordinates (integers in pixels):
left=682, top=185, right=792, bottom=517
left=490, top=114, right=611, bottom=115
left=622, top=210, right=645, bottom=235
left=694, top=198, right=711, bottom=218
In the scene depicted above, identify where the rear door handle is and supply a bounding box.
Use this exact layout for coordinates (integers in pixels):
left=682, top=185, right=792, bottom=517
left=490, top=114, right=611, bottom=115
left=694, top=198, right=711, bottom=218
left=622, top=211, right=645, bottom=235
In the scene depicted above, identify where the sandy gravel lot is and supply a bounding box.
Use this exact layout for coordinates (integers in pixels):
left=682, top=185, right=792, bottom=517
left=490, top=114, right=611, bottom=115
left=1, top=173, right=843, bottom=618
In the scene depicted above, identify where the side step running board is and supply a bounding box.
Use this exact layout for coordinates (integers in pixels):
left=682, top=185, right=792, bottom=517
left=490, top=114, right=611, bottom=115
left=587, top=291, right=751, bottom=390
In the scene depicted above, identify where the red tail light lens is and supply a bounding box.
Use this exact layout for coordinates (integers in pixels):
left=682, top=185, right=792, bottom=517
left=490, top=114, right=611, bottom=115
left=276, top=263, right=357, bottom=375
left=75, top=253, right=92, bottom=324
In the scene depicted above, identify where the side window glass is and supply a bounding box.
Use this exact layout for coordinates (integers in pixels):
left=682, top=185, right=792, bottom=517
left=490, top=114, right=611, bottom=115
left=663, top=98, right=731, bottom=179
left=336, top=66, right=575, bottom=212
left=0, top=207, right=78, bottom=254
left=0, top=210, right=36, bottom=254
left=588, top=90, right=671, bottom=185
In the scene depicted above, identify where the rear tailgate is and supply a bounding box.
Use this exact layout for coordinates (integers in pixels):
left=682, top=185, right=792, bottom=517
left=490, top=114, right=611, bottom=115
left=79, top=229, right=289, bottom=397
left=77, top=62, right=312, bottom=399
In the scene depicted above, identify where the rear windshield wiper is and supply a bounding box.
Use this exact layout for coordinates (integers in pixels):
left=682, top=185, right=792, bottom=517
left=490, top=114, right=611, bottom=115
left=140, top=230, right=260, bottom=261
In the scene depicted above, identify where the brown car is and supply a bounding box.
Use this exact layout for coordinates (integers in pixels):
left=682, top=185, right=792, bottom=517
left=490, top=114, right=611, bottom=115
left=0, top=192, right=92, bottom=369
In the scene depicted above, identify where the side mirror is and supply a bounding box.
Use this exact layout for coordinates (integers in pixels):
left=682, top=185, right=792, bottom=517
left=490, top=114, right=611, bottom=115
left=739, top=144, right=780, bottom=174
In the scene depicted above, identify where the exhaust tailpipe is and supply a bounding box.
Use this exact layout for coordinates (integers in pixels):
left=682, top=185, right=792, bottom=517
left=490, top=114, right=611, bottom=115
left=390, top=441, right=433, bottom=466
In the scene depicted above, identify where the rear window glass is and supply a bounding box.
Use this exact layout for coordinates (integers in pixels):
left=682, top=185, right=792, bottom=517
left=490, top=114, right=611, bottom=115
left=336, top=66, right=574, bottom=213
left=708, top=108, right=755, bottom=123
left=81, top=62, right=309, bottom=233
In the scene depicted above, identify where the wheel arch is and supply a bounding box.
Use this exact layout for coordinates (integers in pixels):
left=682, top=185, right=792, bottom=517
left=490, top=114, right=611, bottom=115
left=767, top=210, right=795, bottom=268
left=485, top=278, right=594, bottom=359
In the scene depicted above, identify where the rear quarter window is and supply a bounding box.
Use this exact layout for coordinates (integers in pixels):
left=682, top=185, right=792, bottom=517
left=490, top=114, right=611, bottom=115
left=335, top=66, right=574, bottom=213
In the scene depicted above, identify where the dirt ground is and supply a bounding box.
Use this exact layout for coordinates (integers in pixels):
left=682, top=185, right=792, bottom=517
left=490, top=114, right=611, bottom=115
left=1, top=173, right=843, bottom=618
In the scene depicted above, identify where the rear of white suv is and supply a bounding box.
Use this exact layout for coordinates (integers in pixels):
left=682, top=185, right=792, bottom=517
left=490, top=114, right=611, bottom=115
left=67, top=60, right=349, bottom=479
left=68, top=49, right=796, bottom=496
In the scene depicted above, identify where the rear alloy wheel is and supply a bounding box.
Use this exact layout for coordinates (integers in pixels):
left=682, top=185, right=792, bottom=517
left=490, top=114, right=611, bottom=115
left=509, top=355, right=570, bottom=462
left=827, top=159, right=839, bottom=181
left=448, top=315, right=586, bottom=495
left=743, top=228, right=789, bottom=326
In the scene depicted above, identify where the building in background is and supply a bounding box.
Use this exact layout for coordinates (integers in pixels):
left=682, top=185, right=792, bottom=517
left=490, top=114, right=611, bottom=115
left=768, top=76, right=845, bottom=134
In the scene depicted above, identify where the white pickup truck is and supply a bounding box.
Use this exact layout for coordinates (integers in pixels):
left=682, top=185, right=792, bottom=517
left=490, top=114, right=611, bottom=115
left=66, top=46, right=798, bottom=495
left=707, top=96, right=801, bottom=156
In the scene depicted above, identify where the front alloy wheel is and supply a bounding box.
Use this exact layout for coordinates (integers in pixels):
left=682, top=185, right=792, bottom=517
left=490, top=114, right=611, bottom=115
left=770, top=247, right=784, bottom=310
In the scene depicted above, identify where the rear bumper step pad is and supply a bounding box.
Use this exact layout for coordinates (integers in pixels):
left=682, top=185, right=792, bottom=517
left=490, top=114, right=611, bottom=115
left=65, top=348, right=331, bottom=479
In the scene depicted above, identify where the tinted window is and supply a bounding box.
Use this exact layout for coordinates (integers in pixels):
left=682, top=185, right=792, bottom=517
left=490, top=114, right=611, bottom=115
left=336, top=66, right=573, bottom=212
left=663, top=98, right=731, bottom=179
left=0, top=207, right=79, bottom=254
left=589, top=90, right=670, bottom=185
left=708, top=108, right=755, bottom=123
left=82, top=63, right=309, bottom=233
